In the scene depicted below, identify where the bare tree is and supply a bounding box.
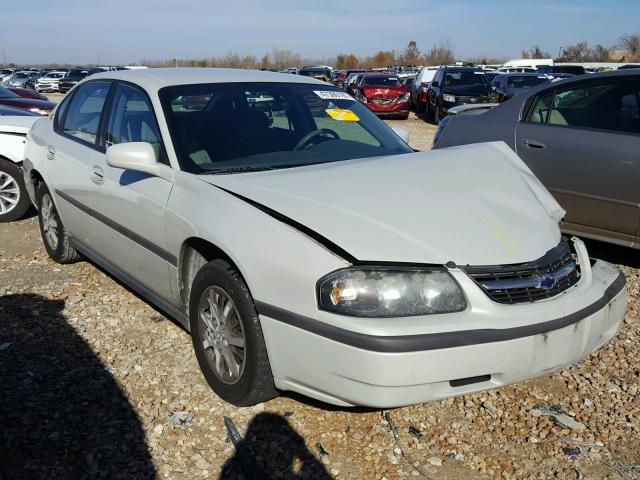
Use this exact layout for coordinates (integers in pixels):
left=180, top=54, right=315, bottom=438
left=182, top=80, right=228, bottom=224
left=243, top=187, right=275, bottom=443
left=400, top=40, right=420, bottom=65
left=423, top=39, right=455, bottom=66
left=521, top=45, right=551, bottom=59
left=617, top=33, right=640, bottom=61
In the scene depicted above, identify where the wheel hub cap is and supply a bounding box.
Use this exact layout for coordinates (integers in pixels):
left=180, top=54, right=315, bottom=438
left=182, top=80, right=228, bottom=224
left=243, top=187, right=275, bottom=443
left=199, top=286, right=246, bottom=384
left=41, top=194, right=59, bottom=250
left=0, top=171, right=19, bottom=215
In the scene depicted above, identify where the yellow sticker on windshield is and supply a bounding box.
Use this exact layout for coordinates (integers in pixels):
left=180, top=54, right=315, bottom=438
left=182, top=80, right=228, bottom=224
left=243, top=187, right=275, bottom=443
left=325, top=108, right=360, bottom=122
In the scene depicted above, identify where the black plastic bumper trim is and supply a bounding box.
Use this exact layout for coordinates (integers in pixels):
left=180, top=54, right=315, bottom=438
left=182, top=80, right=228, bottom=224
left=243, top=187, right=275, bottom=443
left=254, top=271, right=625, bottom=353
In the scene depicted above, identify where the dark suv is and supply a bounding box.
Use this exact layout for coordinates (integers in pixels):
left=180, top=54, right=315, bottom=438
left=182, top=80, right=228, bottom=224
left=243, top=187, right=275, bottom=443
left=425, top=67, right=493, bottom=123
left=59, top=68, right=104, bottom=93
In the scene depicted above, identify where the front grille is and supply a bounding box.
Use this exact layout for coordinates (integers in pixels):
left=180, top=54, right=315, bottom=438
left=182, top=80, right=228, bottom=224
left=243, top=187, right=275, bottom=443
left=456, top=95, right=492, bottom=104
left=462, top=241, right=580, bottom=304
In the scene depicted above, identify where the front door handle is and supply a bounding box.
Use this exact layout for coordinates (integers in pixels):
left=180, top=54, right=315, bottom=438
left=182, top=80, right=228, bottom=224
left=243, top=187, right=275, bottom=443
left=91, top=166, right=104, bottom=185
left=46, top=145, right=55, bottom=160
left=524, top=139, right=546, bottom=150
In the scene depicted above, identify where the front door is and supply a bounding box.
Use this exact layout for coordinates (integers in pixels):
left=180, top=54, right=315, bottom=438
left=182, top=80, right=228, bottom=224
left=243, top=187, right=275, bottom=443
left=515, top=78, right=640, bottom=244
left=48, top=81, right=111, bottom=245
left=89, top=82, right=174, bottom=298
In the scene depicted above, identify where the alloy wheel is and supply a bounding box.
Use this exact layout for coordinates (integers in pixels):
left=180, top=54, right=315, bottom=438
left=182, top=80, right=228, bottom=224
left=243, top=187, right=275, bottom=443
left=0, top=171, right=20, bottom=215
left=41, top=193, right=59, bottom=250
left=198, top=286, right=247, bottom=384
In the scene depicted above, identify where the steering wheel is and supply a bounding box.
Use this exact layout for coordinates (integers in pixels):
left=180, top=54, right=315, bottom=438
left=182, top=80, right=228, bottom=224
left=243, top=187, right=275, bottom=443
left=294, top=128, right=340, bottom=151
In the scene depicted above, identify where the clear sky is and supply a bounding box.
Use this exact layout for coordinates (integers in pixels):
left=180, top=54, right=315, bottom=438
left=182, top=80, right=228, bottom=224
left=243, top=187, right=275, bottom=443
left=2, top=0, right=639, bottom=65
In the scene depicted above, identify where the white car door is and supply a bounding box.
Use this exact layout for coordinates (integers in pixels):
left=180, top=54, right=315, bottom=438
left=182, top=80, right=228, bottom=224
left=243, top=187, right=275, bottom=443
left=47, top=81, right=112, bottom=245
left=89, top=82, right=174, bottom=298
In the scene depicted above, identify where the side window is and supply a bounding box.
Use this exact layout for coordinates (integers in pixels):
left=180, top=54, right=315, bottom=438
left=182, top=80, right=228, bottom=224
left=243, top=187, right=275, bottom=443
left=62, top=82, right=110, bottom=145
left=105, top=84, right=165, bottom=162
left=548, top=82, right=640, bottom=134
left=54, top=94, right=72, bottom=131
left=526, top=91, right=553, bottom=123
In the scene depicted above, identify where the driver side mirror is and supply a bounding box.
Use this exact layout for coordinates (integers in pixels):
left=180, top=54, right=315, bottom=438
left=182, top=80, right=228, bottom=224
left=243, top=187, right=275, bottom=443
left=106, top=142, right=173, bottom=182
left=431, top=81, right=439, bottom=88
left=491, top=85, right=497, bottom=91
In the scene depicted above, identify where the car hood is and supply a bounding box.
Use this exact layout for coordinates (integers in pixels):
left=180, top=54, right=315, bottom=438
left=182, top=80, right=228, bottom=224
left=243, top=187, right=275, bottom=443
left=203, top=142, right=565, bottom=266
left=0, top=115, right=39, bottom=133
left=0, top=98, right=55, bottom=110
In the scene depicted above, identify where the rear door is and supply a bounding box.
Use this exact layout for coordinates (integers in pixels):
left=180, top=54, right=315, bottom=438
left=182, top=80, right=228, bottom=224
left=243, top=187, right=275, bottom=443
left=89, top=81, right=174, bottom=298
left=515, top=78, right=640, bottom=246
left=48, top=81, right=111, bottom=245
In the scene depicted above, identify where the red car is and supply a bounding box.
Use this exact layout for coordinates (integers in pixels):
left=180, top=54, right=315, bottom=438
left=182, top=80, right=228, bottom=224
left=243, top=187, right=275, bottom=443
left=354, top=74, right=410, bottom=119
left=0, top=85, right=55, bottom=115
left=6, top=86, right=49, bottom=101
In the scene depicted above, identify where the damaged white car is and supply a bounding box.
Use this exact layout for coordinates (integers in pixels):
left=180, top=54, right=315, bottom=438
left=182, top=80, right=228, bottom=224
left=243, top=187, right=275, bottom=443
left=22, top=69, right=626, bottom=407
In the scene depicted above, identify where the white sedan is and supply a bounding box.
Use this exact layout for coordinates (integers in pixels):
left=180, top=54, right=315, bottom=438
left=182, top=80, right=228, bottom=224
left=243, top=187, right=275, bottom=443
left=22, top=69, right=626, bottom=407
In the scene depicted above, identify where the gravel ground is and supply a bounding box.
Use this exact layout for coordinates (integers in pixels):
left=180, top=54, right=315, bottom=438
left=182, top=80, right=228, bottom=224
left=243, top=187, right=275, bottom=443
left=1, top=108, right=638, bottom=480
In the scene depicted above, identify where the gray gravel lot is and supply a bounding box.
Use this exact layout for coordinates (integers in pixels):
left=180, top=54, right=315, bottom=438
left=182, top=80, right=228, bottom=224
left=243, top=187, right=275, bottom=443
left=0, top=105, right=638, bottom=479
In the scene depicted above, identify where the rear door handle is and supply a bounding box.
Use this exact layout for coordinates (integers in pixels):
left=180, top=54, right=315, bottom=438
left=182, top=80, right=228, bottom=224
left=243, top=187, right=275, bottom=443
left=91, top=166, right=104, bottom=185
left=524, top=139, right=546, bottom=150
left=46, top=145, right=55, bottom=160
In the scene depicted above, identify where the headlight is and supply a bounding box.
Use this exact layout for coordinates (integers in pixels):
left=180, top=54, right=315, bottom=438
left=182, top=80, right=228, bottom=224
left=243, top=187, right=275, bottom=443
left=318, top=267, right=466, bottom=317
left=442, top=93, right=456, bottom=103
left=398, top=93, right=410, bottom=102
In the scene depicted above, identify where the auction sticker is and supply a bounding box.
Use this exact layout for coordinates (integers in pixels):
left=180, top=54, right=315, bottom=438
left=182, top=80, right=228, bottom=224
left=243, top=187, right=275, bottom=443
left=325, top=108, right=360, bottom=121
left=314, top=90, right=354, bottom=100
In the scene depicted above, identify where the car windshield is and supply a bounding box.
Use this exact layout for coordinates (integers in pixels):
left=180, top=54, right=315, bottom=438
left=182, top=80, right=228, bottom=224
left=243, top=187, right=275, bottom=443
left=363, top=77, right=400, bottom=86
left=506, top=76, right=548, bottom=88
left=68, top=69, right=87, bottom=77
left=45, top=73, right=64, bottom=79
left=443, top=70, right=488, bottom=87
left=160, top=82, right=413, bottom=174
left=0, top=86, right=19, bottom=99
left=13, top=72, right=29, bottom=79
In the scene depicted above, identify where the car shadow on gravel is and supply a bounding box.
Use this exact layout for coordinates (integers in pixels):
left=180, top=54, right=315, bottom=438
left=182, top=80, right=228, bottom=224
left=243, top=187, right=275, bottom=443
left=221, top=412, right=332, bottom=480
left=0, top=293, right=156, bottom=480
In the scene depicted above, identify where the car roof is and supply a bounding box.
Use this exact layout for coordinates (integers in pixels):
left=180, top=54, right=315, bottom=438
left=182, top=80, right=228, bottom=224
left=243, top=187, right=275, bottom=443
left=86, top=67, right=325, bottom=92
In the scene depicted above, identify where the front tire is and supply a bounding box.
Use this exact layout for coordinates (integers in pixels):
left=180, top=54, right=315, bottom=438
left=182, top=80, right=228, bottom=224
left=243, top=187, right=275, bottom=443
left=190, top=259, right=277, bottom=406
left=37, top=183, right=81, bottom=264
left=434, top=104, right=442, bottom=125
left=0, top=159, right=30, bottom=223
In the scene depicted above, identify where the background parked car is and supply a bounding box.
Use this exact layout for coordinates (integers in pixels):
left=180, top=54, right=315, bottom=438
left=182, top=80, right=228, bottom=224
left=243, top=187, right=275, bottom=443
left=35, top=71, right=67, bottom=93
left=537, top=65, right=586, bottom=76
left=7, top=86, right=49, bottom=101
left=298, top=66, right=333, bottom=83
left=23, top=71, right=44, bottom=89
left=433, top=70, right=640, bottom=249
left=3, top=71, right=35, bottom=88
left=59, top=67, right=105, bottom=93
left=0, top=85, right=56, bottom=115
left=0, top=115, right=40, bottom=221
left=344, top=72, right=363, bottom=95
left=0, top=105, right=40, bottom=116
left=0, top=69, right=15, bottom=82
left=410, top=67, right=438, bottom=113
left=490, top=73, right=550, bottom=102
left=425, top=66, right=493, bottom=123
left=353, top=73, right=410, bottom=119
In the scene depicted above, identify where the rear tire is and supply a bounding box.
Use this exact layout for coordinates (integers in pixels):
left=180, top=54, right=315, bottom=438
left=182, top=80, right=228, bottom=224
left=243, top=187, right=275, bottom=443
left=0, top=159, right=30, bottom=223
left=37, top=183, right=81, bottom=264
left=190, top=259, right=278, bottom=406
